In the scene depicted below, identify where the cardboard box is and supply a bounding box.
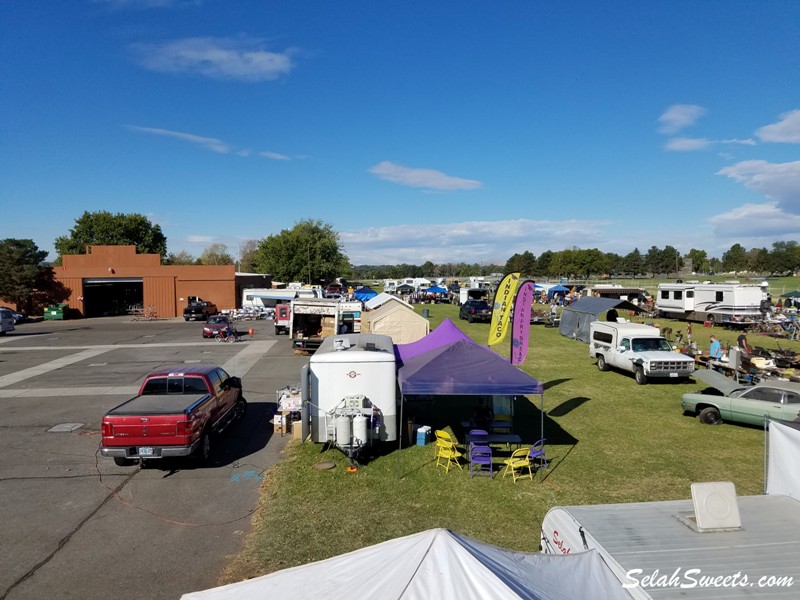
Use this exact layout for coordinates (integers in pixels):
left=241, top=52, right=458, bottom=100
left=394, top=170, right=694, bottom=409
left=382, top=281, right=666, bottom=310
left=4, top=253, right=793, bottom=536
left=292, top=421, right=303, bottom=440
left=272, top=413, right=284, bottom=433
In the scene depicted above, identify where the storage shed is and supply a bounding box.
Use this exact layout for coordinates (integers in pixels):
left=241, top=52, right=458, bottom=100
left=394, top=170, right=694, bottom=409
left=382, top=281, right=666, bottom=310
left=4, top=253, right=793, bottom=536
left=361, top=301, right=430, bottom=344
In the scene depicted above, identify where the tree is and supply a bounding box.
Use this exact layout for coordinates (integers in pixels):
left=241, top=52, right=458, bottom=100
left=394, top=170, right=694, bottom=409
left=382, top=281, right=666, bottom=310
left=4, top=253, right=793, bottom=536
left=504, top=251, right=536, bottom=276
left=0, top=239, right=49, bottom=308
left=199, top=243, right=235, bottom=265
left=622, top=248, right=644, bottom=278
left=54, top=211, right=167, bottom=261
left=536, top=251, right=554, bottom=276
left=661, top=245, right=682, bottom=275
left=746, top=247, right=770, bottom=274
left=721, top=244, right=747, bottom=273
left=164, top=251, right=197, bottom=265
left=252, top=219, right=350, bottom=284
left=686, top=249, right=708, bottom=274
left=644, top=246, right=662, bottom=276
left=769, top=241, right=800, bottom=275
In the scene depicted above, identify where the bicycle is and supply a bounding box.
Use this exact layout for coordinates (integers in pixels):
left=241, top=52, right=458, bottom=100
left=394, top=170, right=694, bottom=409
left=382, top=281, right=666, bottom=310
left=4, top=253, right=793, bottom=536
left=215, top=329, right=242, bottom=343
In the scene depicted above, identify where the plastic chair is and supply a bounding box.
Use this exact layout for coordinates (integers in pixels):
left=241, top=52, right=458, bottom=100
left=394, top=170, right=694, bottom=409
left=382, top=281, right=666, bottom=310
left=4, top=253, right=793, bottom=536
left=469, top=444, right=493, bottom=478
left=436, top=440, right=463, bottom=473
left=528, top=439, right=549, bottom=470
left=502, top=447, right=533, bottom=483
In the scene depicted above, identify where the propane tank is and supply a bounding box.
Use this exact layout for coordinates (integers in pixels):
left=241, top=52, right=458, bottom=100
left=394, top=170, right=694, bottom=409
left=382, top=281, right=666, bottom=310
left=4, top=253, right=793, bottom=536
left=353, top=415, right=368, bottom=446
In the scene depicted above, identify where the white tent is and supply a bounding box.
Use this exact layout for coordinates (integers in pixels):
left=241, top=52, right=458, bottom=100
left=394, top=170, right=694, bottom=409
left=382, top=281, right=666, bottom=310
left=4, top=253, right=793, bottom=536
left=181, top=528, right=631, bottom=600
left=361, top=301, right=430, bottom=344
left=365, top=292, right=413, bottom=311
left=767, top=420, right=800, bottom=499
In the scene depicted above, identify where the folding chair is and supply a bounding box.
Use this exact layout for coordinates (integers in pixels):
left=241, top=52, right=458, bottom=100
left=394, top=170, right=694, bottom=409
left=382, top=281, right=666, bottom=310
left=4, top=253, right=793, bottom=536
left=502, top=447, right=533, bottom=483
left=528, top=439, right=549, bottom=471
left=469, top=444, right=493, bottom=478
left=436, top=440, right=463, bottom=473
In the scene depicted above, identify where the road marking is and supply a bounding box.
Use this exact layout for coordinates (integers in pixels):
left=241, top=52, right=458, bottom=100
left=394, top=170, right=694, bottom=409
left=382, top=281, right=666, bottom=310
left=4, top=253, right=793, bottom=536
left=0, top=342, right=218, bottom=352
left=0, top=347, right=113, bottom=388
left=0, top=340, right=277, bottom=396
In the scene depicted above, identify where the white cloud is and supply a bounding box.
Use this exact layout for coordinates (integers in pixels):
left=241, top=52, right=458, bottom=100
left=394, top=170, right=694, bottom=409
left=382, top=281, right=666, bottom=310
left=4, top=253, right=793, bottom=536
left=709, top=202, right=800, bottom=237
left=260, top=151, right=291, bottom=161
left=756, top=109, right=800, bottom=143
left=720, top=138, right=756, bottom=146
left=717, top=160, right=800, bottom=213
left=664, top=137, right=712, bottom=152
left=126, top=125, right=231, bottom=153
left=368, top=161, right=481, bottom=191
left=186, top=235, right=216, bottom=244
left=131, top=36, right=296, bottom=82
left=658, top=104, right=706, bottom=135
left=340, top=218, right=610, bottom=264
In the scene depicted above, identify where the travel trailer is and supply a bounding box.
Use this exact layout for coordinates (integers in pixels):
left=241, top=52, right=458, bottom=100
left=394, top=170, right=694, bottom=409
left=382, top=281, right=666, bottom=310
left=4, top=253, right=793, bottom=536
left=300, top=333, right=398, bottom=462
left=242, top=287, right=322, bottom=310
left=656, top=281, right=765, bottom=325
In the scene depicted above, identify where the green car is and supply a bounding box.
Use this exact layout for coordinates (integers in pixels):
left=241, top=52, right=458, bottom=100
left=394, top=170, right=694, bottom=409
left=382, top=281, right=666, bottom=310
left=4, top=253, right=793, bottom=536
left=682, top=369, right=800, bottom=426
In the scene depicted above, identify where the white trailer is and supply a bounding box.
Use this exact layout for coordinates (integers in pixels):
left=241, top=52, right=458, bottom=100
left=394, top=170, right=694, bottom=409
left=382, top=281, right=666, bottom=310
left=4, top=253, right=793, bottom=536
left=542, top=491, right=800, bottom=600
left=300, top=333, right=398, bottom=461
left=656, top=281, right=765, bottom=325
left=459, top=287, right=490, bottom=305
left=290, top=298, right=362, bottom=350
left=241, top=287, right=322, bottom=310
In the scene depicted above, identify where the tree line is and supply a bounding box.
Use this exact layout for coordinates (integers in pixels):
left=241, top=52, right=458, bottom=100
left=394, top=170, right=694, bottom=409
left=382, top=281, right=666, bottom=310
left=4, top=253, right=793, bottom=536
left=3, top=210, right=799, bottom=315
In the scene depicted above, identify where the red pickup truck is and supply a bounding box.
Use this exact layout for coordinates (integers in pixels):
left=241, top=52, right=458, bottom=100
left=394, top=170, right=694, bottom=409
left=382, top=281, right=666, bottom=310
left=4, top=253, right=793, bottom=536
left=100, top=364, right=246, bottom=466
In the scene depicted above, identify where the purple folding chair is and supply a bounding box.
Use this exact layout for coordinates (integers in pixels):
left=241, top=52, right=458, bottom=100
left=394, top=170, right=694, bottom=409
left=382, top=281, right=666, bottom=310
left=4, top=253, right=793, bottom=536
left=468, top=429, right=489, bottom=448
left=528, top=439, right=549, bottom=470
left=469, top=444, right=493, bottom=478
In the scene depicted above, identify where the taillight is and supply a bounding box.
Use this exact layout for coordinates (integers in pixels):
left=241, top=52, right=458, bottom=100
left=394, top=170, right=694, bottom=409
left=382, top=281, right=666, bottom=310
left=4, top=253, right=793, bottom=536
left=101, top=422, right=113, bottom=437
left=176, top=420, right=192, bottom=436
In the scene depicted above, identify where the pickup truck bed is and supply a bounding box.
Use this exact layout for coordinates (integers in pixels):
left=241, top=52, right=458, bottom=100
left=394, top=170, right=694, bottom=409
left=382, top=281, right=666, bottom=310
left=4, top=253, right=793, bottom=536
left=106, top=393, right=209, bottom=416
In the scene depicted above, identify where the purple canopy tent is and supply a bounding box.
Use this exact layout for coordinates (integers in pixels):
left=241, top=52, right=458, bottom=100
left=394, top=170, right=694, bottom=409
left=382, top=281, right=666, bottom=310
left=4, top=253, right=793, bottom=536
left=396, top=339, right=545, bottom=458
left=394, top=317, right=480, bottom=363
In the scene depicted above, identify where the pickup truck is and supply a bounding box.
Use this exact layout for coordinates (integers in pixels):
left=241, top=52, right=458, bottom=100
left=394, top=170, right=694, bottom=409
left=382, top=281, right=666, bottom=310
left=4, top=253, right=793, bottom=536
left=184, top=299, right=218, bottom=321
left=100, top=364, right=246, bottom=466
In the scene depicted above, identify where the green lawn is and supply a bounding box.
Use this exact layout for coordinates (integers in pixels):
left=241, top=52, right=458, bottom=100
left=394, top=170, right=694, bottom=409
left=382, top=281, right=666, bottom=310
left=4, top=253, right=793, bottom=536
left=222, top=302, right=798, bottom=583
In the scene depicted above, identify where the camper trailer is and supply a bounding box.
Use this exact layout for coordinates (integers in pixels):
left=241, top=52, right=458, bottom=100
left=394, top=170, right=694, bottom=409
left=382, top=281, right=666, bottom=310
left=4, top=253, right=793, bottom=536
left=656, top=281, right=765, bottom=325
left=290, top=298, right=362, bottom=350
left=242, top=287, right=322, bottom=310
left=300, top=333, right=398, bottom=461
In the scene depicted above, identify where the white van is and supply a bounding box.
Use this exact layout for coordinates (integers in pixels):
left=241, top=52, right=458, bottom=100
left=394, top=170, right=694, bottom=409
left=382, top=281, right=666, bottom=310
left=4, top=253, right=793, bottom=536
left=0, top=308, right=16, bottom=335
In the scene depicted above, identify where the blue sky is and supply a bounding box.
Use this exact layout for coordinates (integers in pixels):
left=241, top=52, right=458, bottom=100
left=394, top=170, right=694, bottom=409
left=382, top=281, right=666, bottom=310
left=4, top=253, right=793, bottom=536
left=2, top=0, right=799, bottom=266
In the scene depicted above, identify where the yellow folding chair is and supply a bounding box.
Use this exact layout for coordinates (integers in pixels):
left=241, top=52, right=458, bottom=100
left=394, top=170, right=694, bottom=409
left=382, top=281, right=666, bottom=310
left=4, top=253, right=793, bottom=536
left=434, top=429, right=455, bottom=458
left=502, top=447, right=533, bottom=482
left=436, top=440, right=463, bottom=473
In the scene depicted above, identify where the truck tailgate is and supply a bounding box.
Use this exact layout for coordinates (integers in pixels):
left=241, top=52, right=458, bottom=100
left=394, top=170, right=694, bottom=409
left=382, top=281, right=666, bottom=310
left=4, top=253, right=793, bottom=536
left=102, top=414, right=185, bottom=446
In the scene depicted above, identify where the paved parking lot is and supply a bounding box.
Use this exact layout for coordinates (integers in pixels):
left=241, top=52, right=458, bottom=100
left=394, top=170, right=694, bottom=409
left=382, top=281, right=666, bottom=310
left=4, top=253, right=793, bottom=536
left=0, top=316, right=306, bottom=600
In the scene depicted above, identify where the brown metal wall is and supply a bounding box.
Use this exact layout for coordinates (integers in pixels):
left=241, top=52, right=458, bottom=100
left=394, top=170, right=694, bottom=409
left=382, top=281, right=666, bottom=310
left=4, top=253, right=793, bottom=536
left=143, top=277, right=177, bottom=318
left=56, top=276, right=85, bottom=315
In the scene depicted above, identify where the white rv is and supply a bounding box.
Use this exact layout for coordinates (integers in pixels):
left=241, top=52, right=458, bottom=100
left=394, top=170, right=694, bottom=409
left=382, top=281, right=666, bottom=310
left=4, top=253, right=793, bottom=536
left=656, top=281, right=765, bottom=325
left=242, top=287, right=322, bottom=310
left=300, top=333, right=398, bottom=460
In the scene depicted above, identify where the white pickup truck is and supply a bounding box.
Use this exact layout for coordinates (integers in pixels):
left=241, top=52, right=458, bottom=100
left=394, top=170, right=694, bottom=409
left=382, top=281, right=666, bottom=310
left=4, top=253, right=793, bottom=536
left=588, top=321, right=694, bottom=385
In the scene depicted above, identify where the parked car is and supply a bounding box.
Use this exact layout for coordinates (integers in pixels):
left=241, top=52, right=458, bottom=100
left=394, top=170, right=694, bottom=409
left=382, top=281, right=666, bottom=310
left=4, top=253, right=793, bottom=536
left=0, top=308, right=15, bottom=335
left=459, top=299, right=492, bottom=323
left=184, top=298, right=218, bottom=321
left=0, top=307, right=26, bottom=324
left=202, top=314, right=233, bottom=338
left=682, top=369, right=800, bottom=426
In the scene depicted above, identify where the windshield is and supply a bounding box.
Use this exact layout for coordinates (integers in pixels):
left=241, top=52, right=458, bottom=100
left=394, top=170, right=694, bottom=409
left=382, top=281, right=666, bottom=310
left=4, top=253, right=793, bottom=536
left=631, top=337, right=672, bottom=352
left=208, top=316, right=228, bottom=324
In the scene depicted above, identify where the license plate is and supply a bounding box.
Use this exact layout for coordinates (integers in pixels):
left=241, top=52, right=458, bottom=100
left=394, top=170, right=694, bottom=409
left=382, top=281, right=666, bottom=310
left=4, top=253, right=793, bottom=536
left=138, top=446, right=154, bottom=456
left=669, top=373, right=678, bottom=378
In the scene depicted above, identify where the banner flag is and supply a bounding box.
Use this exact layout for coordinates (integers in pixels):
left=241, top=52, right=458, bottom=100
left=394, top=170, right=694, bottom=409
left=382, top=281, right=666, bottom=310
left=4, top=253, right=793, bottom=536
left=488, top=272, right=520, bottom=346
left=511, top=280, right=535, bottom=365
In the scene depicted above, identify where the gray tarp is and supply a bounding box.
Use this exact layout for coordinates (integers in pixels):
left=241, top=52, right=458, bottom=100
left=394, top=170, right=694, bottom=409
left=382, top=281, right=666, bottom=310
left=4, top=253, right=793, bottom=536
left=559, top=297, right=644, bottom=343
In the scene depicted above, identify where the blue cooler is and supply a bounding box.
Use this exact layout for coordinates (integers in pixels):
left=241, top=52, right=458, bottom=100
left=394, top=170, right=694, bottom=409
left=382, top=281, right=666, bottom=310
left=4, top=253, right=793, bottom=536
left=416, top=425, right=431, bottom=446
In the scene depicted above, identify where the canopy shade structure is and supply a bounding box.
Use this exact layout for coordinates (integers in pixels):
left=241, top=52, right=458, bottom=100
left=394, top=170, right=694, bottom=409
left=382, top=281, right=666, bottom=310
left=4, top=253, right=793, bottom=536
left=398, top=339, right=544, bottom=395
left=546, top=284, right=570, bottom=298
left=354, top=286, right=378, bottom=301
left=395, top=317, right=478, bottom=363
left=180, top=528, right=631, bottom=600
left=780, top=290, right=800, bottom=298
left=559, top=297, right=645, bottom=343
left=425, top=285, right=448, bottom=293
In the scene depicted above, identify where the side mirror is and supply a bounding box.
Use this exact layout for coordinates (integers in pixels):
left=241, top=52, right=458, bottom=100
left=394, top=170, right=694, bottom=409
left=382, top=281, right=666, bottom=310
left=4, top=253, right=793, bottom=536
left=618, top=345, right=627, bottom=352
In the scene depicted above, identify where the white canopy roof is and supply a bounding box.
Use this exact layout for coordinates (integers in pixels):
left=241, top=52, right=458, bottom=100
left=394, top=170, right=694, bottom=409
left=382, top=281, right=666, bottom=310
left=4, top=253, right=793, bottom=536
left=181, top=528, right=631, bottom=600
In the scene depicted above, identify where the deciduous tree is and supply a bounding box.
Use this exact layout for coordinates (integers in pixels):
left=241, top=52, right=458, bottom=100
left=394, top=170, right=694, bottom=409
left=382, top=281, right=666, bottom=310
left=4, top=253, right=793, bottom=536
left=54, top=211, right=167, bottom=261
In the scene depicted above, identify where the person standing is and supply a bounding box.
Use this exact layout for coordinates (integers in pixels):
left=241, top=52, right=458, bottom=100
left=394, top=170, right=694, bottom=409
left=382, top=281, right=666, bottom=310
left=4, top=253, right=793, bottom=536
left=737, top=332, right=751, bottom=356
left=709, top=335, right=723, bottom=360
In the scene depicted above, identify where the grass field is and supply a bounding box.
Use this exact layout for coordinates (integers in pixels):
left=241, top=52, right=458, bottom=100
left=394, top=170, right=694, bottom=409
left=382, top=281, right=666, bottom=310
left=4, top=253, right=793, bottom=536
left=222, top=301, right=800, bottom=583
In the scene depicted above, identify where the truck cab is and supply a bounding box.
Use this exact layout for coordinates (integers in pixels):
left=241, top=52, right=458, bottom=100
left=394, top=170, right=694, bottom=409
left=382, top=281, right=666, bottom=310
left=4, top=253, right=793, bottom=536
left=589, top=321, right=694, bottom=384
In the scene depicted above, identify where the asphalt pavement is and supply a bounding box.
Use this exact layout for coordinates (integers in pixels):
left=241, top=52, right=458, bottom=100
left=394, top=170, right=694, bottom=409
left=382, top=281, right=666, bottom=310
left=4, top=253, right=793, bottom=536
left=0, top=316, right=306, bottom=600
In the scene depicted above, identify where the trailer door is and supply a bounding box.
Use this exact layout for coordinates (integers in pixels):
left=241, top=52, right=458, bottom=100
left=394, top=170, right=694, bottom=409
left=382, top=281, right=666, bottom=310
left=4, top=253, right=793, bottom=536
left=684, top=288, right=695, bottom=311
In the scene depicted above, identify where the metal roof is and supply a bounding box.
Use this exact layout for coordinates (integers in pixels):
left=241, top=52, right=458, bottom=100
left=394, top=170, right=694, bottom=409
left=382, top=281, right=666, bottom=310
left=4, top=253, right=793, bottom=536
left=556, top=494, right=800, bottom=599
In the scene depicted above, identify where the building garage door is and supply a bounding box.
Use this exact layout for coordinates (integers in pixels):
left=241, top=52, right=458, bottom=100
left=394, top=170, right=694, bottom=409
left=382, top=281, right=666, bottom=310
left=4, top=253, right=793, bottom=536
left=83, top=278, right=143, bottom=318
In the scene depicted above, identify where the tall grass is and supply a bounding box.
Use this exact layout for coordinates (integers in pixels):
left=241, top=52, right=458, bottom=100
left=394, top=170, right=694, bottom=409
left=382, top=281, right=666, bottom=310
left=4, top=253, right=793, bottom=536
left=222, top=303, right=797, bottom=583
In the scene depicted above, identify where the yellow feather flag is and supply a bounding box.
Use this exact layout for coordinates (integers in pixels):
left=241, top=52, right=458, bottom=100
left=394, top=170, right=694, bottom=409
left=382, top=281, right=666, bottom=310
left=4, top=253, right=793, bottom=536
left=488, top=273, right=520, bottom=346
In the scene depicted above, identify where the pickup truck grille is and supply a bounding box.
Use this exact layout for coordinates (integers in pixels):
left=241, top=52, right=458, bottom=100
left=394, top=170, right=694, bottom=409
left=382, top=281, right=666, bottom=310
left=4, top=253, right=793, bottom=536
left=650, top=361, right=694, bottom=372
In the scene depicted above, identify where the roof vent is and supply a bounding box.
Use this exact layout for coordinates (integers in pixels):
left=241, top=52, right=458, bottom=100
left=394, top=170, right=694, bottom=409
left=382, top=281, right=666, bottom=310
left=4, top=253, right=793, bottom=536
left=365, top=342, right=376, bottom=351
left=332, top=338, right=351, bottom=351
left=676, top=481, right=742, bottom=533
